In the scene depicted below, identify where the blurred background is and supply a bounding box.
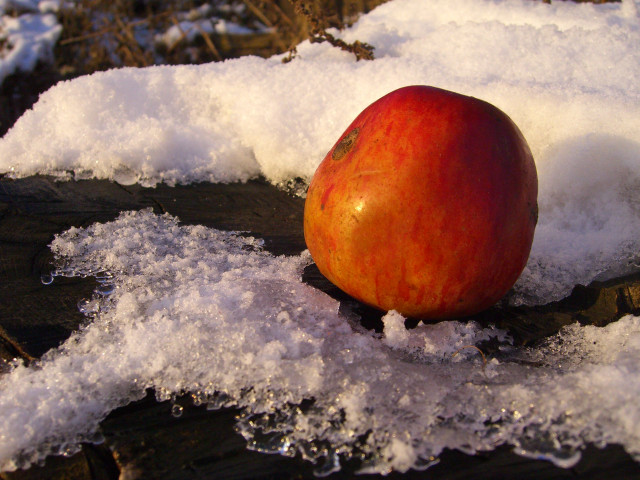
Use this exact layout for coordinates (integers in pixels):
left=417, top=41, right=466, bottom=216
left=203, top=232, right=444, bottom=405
left=0, top=0, right=388, bottom=136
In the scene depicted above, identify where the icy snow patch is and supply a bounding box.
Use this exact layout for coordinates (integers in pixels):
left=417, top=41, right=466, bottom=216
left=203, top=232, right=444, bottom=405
left=512, top=134, right=640, bottom=304
left=2, top=210, right=640, bottom=474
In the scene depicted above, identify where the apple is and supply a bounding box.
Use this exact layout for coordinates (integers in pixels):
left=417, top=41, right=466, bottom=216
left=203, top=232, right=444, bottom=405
left=303, top=85, right=538, bottom=319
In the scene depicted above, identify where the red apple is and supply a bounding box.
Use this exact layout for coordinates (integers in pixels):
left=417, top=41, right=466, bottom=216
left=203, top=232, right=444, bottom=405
left=303, top=85, right=538, bottom=319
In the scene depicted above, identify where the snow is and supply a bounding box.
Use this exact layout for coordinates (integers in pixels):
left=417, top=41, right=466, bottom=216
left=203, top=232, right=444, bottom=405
left=154, top=12, right=262, bottom=47
left=1, top=0, right=640, bottom=475
left=0, top=1, right=263, bottom=86
left=0, top=0, right=61, bottom=83
left=3, top=210, right=640, bottom=474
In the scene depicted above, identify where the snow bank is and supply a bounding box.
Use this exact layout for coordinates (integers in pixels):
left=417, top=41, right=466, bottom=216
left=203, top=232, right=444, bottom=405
left=2, top=0, right=638, bottom=186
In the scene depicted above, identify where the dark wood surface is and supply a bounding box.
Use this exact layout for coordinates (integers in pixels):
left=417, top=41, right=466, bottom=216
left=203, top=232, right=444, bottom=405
left=1, top=175, right=640, bottom=480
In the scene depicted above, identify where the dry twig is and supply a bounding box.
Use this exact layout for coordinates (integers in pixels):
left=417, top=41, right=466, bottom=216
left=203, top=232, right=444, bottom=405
left=286, top=0, right=375, bottom=62
left=452, top=345, right=488, bottom=371
left=194, top=23, right=223, bottom=61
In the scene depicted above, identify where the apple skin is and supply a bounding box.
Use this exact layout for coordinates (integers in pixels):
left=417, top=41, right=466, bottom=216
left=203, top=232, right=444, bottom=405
left=303, top=85, right=538, bottom=319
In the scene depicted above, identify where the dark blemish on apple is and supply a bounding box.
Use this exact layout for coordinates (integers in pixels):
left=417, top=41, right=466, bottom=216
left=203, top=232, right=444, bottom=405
left=332, top=127, right=360, bottom=161
left=530, top=202, right=539, bottom=225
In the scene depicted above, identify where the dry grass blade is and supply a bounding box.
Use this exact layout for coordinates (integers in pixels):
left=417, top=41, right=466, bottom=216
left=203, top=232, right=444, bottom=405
left=242, top=0, right=290, bottom=52
left=114, top=15, right=150, bottom=66
left=452, top=345, right=488, bottom=371
left=242, top=0, right=276, bottom=28
left=193, top=23, right=222, bottom=61
left=167, top=15, right=190, bottom=53
left=59, top=26, right=112, bottom=46
left=59, top=11, right=172, bottom=46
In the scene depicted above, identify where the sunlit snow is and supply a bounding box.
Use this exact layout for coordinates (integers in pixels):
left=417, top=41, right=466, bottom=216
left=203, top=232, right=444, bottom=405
left=1, top=0, right=640, bottom=475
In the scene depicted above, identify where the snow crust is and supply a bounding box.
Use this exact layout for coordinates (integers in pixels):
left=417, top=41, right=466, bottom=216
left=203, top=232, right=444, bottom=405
left=2, top=210, right=640, bottom=474
left=1, top=0, right=640, bottom=474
